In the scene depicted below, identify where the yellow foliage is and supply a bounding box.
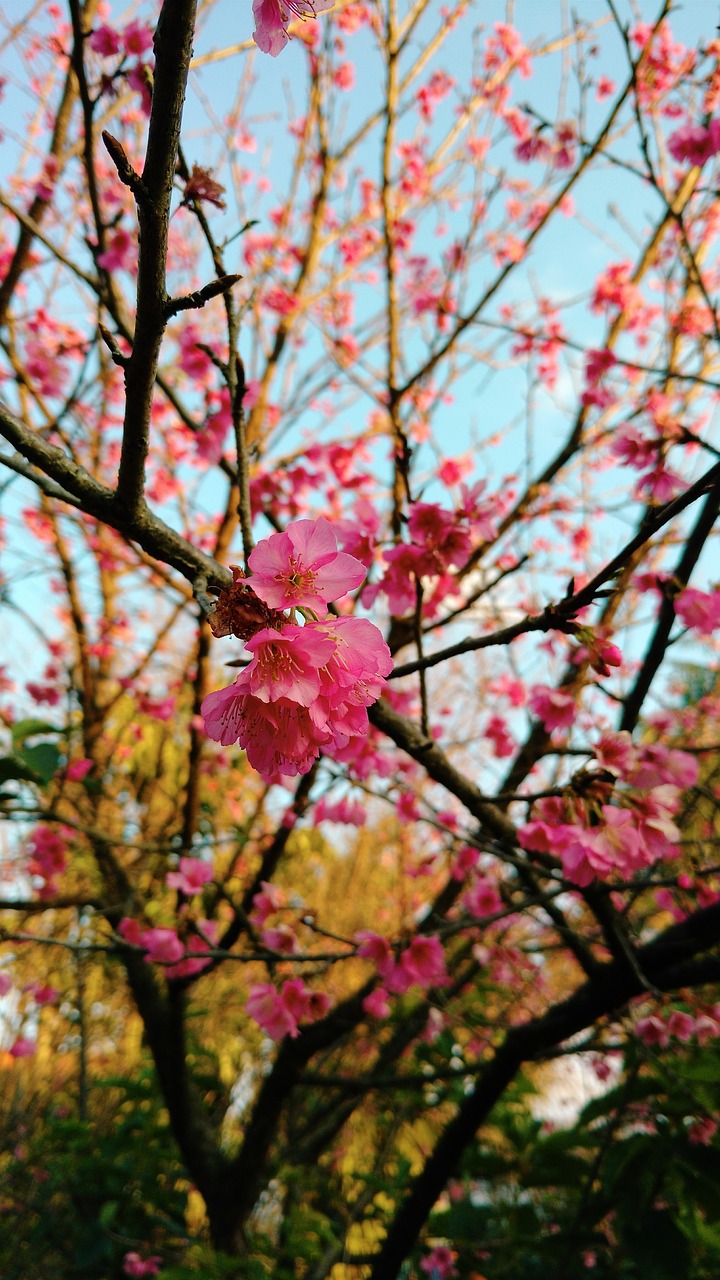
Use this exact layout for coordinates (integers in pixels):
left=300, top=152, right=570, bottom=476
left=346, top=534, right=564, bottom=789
left=186, top=1186, right=209, bottom=1234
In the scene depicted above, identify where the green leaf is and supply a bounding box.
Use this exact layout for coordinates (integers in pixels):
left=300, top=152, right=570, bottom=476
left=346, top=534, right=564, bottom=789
left=620, top=1209, right=691, bottom=1277
left=18, top=742, right=61, bottom=784
left=11, top=718, right=60, bottom=744
left=0, top=754, right=44, bottom=785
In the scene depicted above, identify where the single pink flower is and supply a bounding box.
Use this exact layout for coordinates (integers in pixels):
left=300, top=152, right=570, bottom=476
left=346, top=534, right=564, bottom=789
left=675, top=585, right=720, bottom=635
left=463, top=879, right=502, bottom=919
left=689, top=1117, right=719, bottom=1145
left=9, top=1037, right=36, bottom=1059
left=29, top=983, right=59, bottom=1006
left=694, top=1014, right=720, bottom=1045
left=635, top=1014, right=669, bottom=1047
left=247, top=517, right=365, bottom=612
left=315, top=616, right=393, bottom=708
left=118, top=917, right=145, bottom=947
left=166, top=857, right=214, bottom=896
left=143, top=928, right=184, bottom=966
left=314, top=795, right=367, bottom=825
left=529, top=685, right=577, bottom=732
left=667, top=1010, right=695, bottom=1042
left=252, top=0, right=334, bottom=57
left=238, top=624, right=336, bottom=704
left=260, top=924, right=299, bottom=954
left=388, top=934, right=448, bottom=991
left=363, top=987, right=391, bottom=1019
left=97, top=227, right=135, bottom=273
left=122, top=20, right=153, bottom=57
left=246, top=982, right=299, bottom=1040
left=202, top=682, right=331, bottom=778
left=420, top=1246, right=457, bottom=1279
left=586, top=806, right=647, bottom=877
left=66, top=758, right=93, bottom=781
left=123, top=1253, right=162, bottom=1278
left=89, top=25, right=121, bottom=56
left=251, top=881, right=286, bottom=925
left=356, top=931, right=394, bottom=977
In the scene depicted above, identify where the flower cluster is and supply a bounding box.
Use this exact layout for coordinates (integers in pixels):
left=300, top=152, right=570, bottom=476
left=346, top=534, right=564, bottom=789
left=201, top=519, right=393, bottom=779
left=519, top=736, right=698, bottom=887
left=118, top=917, right=218, bottom=980
left=667, top=118, right=720, bottom=166
left=246, top=978, right=331, bottom=1040
left=27, top=825, right=69, bottom=898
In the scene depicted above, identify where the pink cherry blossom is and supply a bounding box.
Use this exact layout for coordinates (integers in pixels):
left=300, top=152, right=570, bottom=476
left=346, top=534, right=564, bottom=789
left=247, top=518, right=365, bottom=611
left=689, top=1117, right=719, bottom=1145
left=674, top=585, right=720, bottom=635
left=237, top=624, right=336, bottom=704
left=97, top=227, right=135, bottom=273
left=355, top=931, right=394, bottom=977
left=9, top=1037, right=36, bottom=1058
left=122, top=20, right=153, bottom=58
left=164, top=936, right=214, bottom=980
left=484, top=714, right=516, bottom=758
left=143, top=928, right=185, bottom=966
left=27, top=825, right=68, bottom=896
left=117, top=917, right=145, bottom=947
left=407, top=501, right=472, bottom=568
left=634, top=1014, right=669, bottom=1047
left=420, top=1246, right=457, bottom=1279
left=585, top=807, right=647, bottom=878
left=251, top=881, right=286, bottom=925
left=694, top=1014, right=720, bottom=1045
left=363, top=987, right=391, bottom=1019
left=528, top=685, right=578, bottom=732
left=66, top=758, right=93, bottom=781
left=463, top=878, right=502, bottom=919
left=252, top=0, right=333, bottom=57
left=314, top=795, right=367, bottom=825
left=89, top=25, right=121, bottom=57
left=202, top=681, right=331, bottom=778
left=28, top=983, right=59, bottom=1006
left=202, top=608, right=391, bottom=779
left=387, top=934, right=448, bottom=992
left=260, top=924, right=299, bottom=954
left=246, top=978, right=330, bottom=1040
left=667, top=118, right=720, bottom=165
left=627, top=744, right=698, bottom=789
left=166, top=857, right=214, bottom=896
left=666, top=1010, right=695, bottom=1041
left=123, top=1253, right=162, bottom=1278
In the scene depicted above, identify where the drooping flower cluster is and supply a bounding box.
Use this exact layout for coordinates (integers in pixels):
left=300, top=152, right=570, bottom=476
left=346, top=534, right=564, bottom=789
left=519, top=735, right=699, bottom=887
left=201, top=519, right=393, bottom=779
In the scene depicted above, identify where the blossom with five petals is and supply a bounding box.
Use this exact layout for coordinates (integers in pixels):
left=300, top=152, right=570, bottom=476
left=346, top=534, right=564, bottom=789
left=247, top=517, right=365, bottom=611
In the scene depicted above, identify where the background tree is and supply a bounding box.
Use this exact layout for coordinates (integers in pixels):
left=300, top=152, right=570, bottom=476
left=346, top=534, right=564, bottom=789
left=1, top=1, right=720, bottom=1276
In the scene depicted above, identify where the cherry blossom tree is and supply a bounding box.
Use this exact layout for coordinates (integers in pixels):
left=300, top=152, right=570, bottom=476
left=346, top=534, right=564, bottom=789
left=1, top=1, right=720, bottom=1275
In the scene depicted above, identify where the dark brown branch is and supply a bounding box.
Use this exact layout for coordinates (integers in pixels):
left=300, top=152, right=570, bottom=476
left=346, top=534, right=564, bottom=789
left=0, top=0, right=101, bottom=323
left=114, top=0, right=198, bottom=516
left=101, top=131, right=149, bottom=203
left=620, top=470, right=720, bottom=732
left=165, top=273, right=242, bottom=318
left=367, top=898, right=720, bottom=1280
left=391, top=460, right=720, bottom=681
